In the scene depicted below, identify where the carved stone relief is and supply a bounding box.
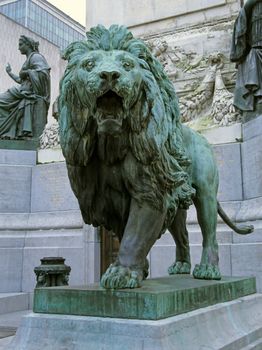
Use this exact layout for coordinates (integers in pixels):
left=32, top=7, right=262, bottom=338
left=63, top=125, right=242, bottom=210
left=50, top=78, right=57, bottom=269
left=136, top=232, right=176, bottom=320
left=39, top=122, right=59, bottom=149
left=41, top=20, right=240, bottom=148
left=147, top=37, right=240, bottom=131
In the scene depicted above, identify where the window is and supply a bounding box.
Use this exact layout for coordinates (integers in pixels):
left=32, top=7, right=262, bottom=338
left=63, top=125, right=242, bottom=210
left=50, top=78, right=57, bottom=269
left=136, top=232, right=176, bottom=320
left=0, top=0, right=85, bottom=49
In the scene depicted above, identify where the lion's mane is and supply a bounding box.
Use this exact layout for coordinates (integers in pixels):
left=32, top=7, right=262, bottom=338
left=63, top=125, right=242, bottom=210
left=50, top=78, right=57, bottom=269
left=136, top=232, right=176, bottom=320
left=59, top=25, right=194, bottom=226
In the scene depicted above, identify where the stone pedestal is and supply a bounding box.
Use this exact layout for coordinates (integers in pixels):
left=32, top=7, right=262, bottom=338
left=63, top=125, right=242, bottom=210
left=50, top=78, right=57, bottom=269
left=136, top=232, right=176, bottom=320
left=34, top=257, right=71, bottom=288
left=33, top=275, right=256, bottom=320
left=0, top=139, right=39, bottom=150
left=7, top=293, right=262, bottom=350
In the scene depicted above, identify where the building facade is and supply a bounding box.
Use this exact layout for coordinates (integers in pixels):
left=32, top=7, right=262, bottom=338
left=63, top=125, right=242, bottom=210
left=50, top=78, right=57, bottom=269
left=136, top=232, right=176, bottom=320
left=0, top=0, right=85, bottom=49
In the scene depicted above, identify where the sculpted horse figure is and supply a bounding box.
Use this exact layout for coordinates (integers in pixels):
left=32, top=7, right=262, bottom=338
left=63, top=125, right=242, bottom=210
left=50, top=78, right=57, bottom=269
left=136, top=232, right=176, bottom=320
left=59, top=25, right=253, bottom=289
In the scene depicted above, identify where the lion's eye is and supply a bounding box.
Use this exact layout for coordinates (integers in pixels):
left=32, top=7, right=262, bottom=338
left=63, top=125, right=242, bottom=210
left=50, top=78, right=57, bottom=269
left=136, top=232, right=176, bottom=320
left=82, top=60, right=95, bottom=70
left=122, top=61, right=134, bottom=71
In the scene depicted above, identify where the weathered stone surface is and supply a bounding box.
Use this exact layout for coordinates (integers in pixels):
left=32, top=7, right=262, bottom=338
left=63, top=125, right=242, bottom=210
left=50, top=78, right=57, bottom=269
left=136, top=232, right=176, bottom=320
left=201, top=123, right=242, bottom=145
left=9, top=294, right=262, bottom=350
left=0, top=248, right=23, bottom=292
left=242, top=134, right=262, bottom=199
left=31, top=162, right=79, bottom=212
left=0, top=211, right=99, bottom=295
left=235, top=197, right=262, bottom=222
left=213, top=143, right=243, bottom=201
left=0, top=165, right=32, bottom=213
left=37, top=148, right=64, bottom=164
left=231, top=244, right=262, bottom=293
left=0, top=149, right=36, bottom=165
left=33, top=275, right=256, bottom=320
left=0, top=210, right=82, bottom=231
left=87, top=0, right=227, bottom=31
left=0, top=293, right=29, bottom=315
left=243, top=114, right=262, bottom=141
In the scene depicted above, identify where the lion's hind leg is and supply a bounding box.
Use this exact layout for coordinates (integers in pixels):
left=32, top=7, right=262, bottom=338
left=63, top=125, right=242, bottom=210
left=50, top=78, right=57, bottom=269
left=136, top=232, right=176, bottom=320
left=193, top=189, right=221, bottom=280
left=168, top=209, right=191, bottom=275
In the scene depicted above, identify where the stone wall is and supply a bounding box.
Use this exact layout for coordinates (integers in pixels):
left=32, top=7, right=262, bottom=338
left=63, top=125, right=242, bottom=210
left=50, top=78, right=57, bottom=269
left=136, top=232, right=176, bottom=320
left=86, top=0, right=240, bottom=36
left=0, top=150, right=100, bottom=306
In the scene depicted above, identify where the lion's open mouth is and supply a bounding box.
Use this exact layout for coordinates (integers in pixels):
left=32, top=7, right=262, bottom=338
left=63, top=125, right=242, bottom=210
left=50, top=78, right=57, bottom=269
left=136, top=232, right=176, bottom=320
left=96, top=90, right=123, bottom=120
left=96, top=90, right=124, bottom=134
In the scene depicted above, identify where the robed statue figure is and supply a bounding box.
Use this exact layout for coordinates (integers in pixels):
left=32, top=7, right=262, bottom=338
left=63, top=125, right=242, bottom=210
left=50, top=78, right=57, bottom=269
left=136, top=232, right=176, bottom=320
left=230, top=0, right=262, bottom=112
left=0, top=35, right=50, bottom=140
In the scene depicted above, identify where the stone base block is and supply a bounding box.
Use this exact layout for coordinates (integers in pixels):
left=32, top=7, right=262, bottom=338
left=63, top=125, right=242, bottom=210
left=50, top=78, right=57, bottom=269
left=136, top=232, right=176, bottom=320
left=0, top=139, right=39, bottom=150
left=201, top=123, right=242, bottom=145
left=0, top=149, right=36, bottom=165
left=8, top=294, right=262, bottom=350
left=33, top=275, right=256, bottom=320
left=37, top=148, right=64, bottom=164
left=0, top=293, right=29, bottom=315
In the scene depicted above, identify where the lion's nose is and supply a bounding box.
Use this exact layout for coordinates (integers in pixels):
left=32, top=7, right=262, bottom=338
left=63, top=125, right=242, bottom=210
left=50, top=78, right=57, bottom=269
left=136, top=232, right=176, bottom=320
left=99, top=71, right=120, bottom=81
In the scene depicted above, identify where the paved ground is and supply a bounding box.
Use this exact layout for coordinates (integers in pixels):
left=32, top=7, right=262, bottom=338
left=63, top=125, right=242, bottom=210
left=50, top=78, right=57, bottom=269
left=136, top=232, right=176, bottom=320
left=0, top=310, right=30, bottom=349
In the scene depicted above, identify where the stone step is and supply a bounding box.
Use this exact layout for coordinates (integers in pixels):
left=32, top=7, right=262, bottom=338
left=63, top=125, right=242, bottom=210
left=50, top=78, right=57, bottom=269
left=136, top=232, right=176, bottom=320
left=0, top=293, right=29, bottom=315
left=222, top=328, right=262, bottom=350
left=8, top=294, right=262, bottom=350
left=240, top=338, right=262, bottom=350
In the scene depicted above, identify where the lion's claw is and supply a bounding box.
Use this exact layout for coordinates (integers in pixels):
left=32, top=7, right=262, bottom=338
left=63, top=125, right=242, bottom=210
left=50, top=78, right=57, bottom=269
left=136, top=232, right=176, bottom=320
left=193, top=264, right=221, bottom=280
left=100, top=264, right=143, bottom=289
left=168, top=261, right=191, bottom=275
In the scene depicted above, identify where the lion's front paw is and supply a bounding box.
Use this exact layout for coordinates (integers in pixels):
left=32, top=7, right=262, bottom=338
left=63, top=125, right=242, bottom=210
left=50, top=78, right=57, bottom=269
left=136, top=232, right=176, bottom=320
left=100, top=264, right=143, bottom=289
left=193, top=264, right=221, bottom=280
left=168, top=261, right=191, bottom=275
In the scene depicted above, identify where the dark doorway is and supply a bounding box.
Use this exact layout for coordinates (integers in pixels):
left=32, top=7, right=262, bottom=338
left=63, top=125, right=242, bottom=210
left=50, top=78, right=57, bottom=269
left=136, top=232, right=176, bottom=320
left=100, top=227, right=120, bottom=276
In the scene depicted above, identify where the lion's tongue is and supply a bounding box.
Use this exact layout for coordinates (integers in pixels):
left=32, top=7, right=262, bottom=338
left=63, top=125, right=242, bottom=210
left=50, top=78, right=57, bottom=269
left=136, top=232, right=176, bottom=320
left=104, top=114, right=116, bottom=120
left=97, top=118, right=122, bottom=134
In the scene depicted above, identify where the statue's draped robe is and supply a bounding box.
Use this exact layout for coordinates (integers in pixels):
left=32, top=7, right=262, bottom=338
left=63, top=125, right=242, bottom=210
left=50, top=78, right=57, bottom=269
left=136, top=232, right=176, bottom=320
left=0, top=52, right=50, bottom=138
left=230, top=0, right=262, bottom=111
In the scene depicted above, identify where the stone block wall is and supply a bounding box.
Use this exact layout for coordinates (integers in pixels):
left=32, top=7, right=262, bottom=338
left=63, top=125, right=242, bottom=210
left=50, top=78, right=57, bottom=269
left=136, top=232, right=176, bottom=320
left=86, top=0, right=240, bottom=36
left=0, top=152, right=100, bottom=307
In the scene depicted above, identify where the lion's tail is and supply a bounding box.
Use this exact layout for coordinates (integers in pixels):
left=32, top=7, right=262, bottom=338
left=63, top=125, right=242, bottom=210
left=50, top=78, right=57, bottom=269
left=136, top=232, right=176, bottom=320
left=217, top=202, right=254, bottom=235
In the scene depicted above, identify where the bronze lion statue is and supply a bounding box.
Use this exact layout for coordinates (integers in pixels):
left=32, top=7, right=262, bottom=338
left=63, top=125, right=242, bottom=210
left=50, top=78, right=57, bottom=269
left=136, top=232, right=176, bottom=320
left=59, top=25, right=253, bottom=289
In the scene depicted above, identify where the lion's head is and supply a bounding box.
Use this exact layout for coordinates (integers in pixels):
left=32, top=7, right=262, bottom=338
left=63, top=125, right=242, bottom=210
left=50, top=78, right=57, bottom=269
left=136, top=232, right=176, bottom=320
left=63, top=48, right=145, bottom=136
left=59, top=25, right=193, bottom=215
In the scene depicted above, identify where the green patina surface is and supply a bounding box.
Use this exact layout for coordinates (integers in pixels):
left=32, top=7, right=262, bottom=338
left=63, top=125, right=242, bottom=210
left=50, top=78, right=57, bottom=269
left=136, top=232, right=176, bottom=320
left=57, top=25, right=254, bottom=290
left=0, top=139, right=39, bottom=150
left=33, top=275, right=256, bottom=320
